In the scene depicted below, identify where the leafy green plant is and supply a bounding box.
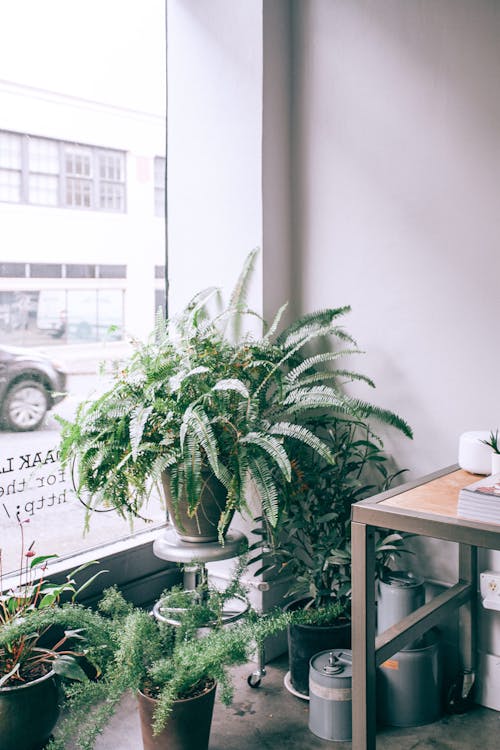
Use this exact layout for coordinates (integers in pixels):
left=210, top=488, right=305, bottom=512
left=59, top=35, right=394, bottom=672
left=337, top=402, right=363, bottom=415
left=0, top=521, right=106, bottom=686
left=53, top=590, right=351, bottom=750
left=251, top=414, right=411, bottom=617
left=58, top=249, right=412, bottom=543
left=481, top=429, right=500, bottom=454
left=156, top=556, right=249, bottom=639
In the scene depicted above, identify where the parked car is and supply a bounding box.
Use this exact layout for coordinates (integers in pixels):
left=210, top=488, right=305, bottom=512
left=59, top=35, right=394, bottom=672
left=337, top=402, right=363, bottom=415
left=0, top=345, right=67, bottom=431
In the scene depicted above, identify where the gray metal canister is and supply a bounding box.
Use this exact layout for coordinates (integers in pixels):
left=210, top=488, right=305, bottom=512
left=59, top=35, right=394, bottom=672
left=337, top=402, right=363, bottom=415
left=309, top=650, right=352, bottom=742
left=377, top=629, right=442, bottom=727
left=377, top=571, right=425, bottom=649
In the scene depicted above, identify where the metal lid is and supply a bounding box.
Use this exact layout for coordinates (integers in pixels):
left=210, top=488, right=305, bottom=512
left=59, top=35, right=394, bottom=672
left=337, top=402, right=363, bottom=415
left=382, top=570, right=423, bottom=589
left=310, top=650, right=352, bottom=679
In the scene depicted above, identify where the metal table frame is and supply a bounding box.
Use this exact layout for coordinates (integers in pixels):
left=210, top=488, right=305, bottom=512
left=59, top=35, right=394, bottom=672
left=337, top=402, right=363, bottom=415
left=351, top=465, right=500, bottom=750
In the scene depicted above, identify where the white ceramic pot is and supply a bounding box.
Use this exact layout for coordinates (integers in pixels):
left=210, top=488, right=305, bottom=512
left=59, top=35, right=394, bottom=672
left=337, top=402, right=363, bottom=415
left=458, top=431, right=492, bottom=475
left=491, top=453, right=500, bottom=476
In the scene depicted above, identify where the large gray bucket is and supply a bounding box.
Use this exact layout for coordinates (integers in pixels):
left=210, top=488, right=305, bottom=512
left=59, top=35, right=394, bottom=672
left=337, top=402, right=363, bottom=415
left=309, top=650, right=352, bottom=742
left=377, top=629, right=442, bottom=727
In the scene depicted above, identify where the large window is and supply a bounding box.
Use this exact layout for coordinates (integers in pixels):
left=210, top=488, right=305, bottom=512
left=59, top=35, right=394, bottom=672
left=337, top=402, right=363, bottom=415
left=0, top=1, right=167, bottom=578
left=0, top=130, right=126, bottom=212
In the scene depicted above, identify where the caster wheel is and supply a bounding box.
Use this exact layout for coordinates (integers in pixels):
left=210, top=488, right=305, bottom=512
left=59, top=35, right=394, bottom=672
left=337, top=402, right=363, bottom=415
left=247, top=673, right=261, bottom=688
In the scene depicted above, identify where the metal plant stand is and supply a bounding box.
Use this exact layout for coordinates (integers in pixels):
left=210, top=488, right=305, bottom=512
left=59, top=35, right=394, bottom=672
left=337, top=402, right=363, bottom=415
left=152, top=526, right=267, bottom=687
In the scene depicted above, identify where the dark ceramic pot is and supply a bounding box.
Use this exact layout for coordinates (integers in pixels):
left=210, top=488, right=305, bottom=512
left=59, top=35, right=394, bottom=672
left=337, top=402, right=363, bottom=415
left=0, top=669, right=61, bottom=750
left=285, top=597, right=351, bottom=696
left=161, top=470, right=229, bottom=542
left=137, top=680, right=216, bottom=750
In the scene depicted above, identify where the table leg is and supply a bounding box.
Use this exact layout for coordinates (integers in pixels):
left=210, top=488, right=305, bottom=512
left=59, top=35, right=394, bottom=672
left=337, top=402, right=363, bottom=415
left=352, top=521, right=377, bottom=750
left=458, top=543, right=477, bottom=676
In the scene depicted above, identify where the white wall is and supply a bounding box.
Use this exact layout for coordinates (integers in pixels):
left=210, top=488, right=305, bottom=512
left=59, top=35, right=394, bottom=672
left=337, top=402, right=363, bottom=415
left=167, top=0, right=265, bottom=317
left=293, top=0, right=500, bottom=481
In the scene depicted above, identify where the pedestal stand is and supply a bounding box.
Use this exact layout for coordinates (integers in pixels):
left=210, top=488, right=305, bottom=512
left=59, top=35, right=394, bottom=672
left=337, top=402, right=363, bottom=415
left=152, top=526, right=266, bottom=686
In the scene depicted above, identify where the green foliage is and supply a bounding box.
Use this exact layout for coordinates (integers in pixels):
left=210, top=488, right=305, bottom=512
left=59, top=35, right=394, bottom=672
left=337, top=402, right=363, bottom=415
left=0, top=524, right=106, bottom=686
left=251, top=416, right=411, bottom=615
left=59, top=248, right=412, bottom=542
left=480, top=428, right=500, bottom=454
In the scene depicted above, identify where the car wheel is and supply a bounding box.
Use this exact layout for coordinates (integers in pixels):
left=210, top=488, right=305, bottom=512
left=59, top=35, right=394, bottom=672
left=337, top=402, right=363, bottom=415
left=2, top=380, right=49, bottom=431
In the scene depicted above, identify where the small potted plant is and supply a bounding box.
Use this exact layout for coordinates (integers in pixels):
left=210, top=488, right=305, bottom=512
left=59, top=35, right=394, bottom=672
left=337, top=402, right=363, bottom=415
left=480, top=429, right=500, bottom=474
left=0, top=523, right=110, bottom=750
left=59, top=249, right=412, bottom=545
left=52, top=584, right=295, bottom=750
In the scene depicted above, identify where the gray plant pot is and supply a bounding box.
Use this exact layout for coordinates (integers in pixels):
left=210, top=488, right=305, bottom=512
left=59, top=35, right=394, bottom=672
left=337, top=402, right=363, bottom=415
left=162, top=470, right=229, bottom=542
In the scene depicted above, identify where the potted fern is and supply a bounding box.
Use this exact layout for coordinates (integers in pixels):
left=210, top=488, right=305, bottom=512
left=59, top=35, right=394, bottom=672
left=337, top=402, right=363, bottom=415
left=59, top=249, right=411, bottom=545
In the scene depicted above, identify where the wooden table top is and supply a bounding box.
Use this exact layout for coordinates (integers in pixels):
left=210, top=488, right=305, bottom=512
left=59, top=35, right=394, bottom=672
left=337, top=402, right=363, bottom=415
left=381, top=468, right=481, bottom=519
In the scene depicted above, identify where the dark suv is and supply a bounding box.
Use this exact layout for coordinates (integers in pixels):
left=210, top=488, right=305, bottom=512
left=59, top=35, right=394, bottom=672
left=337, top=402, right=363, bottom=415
left=0, top=346, right=67, bottom=431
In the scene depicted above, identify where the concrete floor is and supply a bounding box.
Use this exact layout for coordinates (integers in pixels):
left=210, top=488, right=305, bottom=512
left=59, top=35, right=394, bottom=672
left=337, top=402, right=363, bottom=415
left=93, top=653, right=500, bottom=750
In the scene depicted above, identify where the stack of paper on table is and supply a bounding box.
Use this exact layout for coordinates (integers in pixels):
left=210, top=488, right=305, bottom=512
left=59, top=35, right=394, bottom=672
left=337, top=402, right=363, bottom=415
left=458, top=473, right=500, bottom=523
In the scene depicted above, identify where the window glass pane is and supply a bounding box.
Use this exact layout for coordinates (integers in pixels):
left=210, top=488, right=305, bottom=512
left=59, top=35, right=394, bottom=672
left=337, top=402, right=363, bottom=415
left=28, top=137, right=59, bottom=174
left=0, top=169, right=21, bottom=202
left=0, top=2, right=166, bottom=574
left=0, top=132, right=21, bottom=169
left=29, top=173, right=59, bottom=205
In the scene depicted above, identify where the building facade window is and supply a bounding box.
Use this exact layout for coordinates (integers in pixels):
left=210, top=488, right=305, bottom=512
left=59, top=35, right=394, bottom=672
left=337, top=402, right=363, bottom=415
left=0, top=130, right=126, bottom=213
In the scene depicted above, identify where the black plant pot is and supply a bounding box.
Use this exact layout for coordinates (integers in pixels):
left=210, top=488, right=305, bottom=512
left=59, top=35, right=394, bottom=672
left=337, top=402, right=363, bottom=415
left=0, top=669, right=61, bottom=750
left=137, top=680, right=216, bottom=750
left=285, top=597, right=351, bottom=696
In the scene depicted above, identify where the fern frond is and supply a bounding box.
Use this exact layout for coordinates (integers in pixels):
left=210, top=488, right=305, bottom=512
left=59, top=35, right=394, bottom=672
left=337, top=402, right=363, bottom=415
left=179, top=405, right=220, bottom=476
left=283, top=322, right=356, bottom=351
left=282, top=385, right=344, bottom=413
left=227, top=248, right=259, bottom=316
left=129, top=405, right=153, bottom=460
left=334, top=395, right=413, bottom=438
left=326, top=369, right=375, bottom=388
left=286, top=350, right=362, bottom=383
left=240, top=432, right=292, bottom=481
left=247, top=455, right=279, bottom=527
left=212, top=378, right=250, bottom=399
left=269, top=421, right=334, bottom=464
left=277, top=306, right=351, bottom=344
left=263, top=301, right=288, bottom=342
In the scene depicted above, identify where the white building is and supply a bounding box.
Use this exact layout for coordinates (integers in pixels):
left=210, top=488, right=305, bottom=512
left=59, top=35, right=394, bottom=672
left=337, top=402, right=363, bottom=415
left=0, top=2, right=166, bottom=346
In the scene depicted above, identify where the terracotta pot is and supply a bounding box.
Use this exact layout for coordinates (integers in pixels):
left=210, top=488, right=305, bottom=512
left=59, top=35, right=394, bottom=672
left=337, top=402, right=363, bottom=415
left=285, top=597, right=351, bottom=696
left=161, top=470, right=229, bottom=542
left=137, top=680, right=216, bottom=750
left=0, top=669, right=61, bottom=750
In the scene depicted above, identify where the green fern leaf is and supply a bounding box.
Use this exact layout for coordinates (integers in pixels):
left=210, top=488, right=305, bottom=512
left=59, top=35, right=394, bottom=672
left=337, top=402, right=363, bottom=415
left=212, top=378, right=249, bottom=399
left=129, top=405, right=153, bottom=460
left=240, top=432, right=292, bottom=481
left=180, top=405, right=220, bottom=475
left=247, top=454, right=279, bottom=527
left=263, top=301, right=288, bottom=342
left=277, top=306, right=351, bottom=344
left=269, top=421, right=334, bottom=464
left=286, top=350, right=362, bottom=383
